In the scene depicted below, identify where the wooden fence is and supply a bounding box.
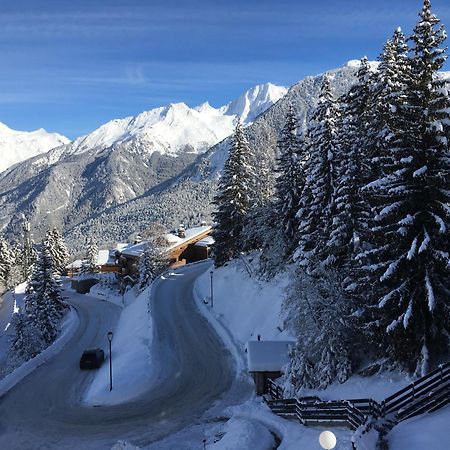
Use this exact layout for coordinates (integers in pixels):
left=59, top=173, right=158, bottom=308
left=265, top=360, right=450, bottom=449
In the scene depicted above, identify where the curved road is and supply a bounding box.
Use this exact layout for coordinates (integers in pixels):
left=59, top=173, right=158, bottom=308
left=0, top=262, right=235, bottom=449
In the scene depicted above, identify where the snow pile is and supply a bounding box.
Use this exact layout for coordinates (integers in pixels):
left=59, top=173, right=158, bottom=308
left=389, top=408, right=450, bottom=450
left=301, top=371, right=413, bottom=402
left=210, top=416, right=274, bottom=450
left=194, top=256, right=292, bottom=347
left=83, top=284, right=154, bottom=405
left=0, top=122, right=69, bottom=173
left=220, top=399, right=353, bottom=450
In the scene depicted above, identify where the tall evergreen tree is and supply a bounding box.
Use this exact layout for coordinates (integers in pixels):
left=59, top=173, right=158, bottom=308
left=273, top=106, right=306, bottom=260
left=295, top=75, right=339, bottom=270
left=326, top=59, right=373, bottom=272
left=44, top=227, right=70, bottom=276
left=0, top=237, right=14, bottom=289
left=212, top=122, right=256, bottom=266
left=363, top=0, right=450, bottom=374
left=20, top=219, right=36, bottom=282
left=24, top=241, right=67, bottom=346
left=81, top=238, right=99, bottom=274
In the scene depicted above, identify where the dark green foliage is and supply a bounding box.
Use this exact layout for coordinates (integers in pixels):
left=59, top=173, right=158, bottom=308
left=213, top=122, right=256, bottom=266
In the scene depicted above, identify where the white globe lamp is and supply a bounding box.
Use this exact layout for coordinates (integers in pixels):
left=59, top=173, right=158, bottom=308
left=319, top=431, right=337, bottom=450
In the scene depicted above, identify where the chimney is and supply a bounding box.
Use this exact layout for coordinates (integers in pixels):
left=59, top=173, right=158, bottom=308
left=178, top=225, right=186, bottom=238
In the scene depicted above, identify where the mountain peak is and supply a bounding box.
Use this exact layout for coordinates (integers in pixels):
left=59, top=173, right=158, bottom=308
left=0, top=123, right=69, bottom=173
left=223, top=82, right=287, bottom=124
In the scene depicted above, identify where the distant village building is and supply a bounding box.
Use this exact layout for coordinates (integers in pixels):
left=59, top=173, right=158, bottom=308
left=247, top=340, right=295, bottom=395
left=66, top=225, right=214, bottom=286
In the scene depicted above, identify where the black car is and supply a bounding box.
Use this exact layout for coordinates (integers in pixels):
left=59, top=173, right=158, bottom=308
left=79, top=348, right=105, bottom=370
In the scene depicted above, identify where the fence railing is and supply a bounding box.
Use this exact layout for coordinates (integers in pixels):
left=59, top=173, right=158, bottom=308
left=265, top=360, right=450, bottom=449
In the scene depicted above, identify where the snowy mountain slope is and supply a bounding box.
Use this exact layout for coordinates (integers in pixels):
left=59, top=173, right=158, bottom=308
left=63, top=63, right=362, bottom=249
left=0, top=123, right=69, bottom=173
left=56, top=82, right=287, bottom=160
left=0, top=83, right=286, bottom=242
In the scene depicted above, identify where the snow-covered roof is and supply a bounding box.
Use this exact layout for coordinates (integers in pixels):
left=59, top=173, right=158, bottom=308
left=194, top=236, right=215, bottom=247
left=166, top=225, right=212, bottom=250
left=66, top=259, right=84, bottom=269
left=247, top=340, right=295, bottom=372
left=120, top=242, right=147, bottom=258
left=96, top=249, right=118, bottom=266
left=118, top=225, right=212, bottom=258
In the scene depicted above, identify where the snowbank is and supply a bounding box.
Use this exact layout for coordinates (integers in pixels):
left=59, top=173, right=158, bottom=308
left=221, top=399, right=353, bottom=450
left=301, top=371, right=413, bottom=402
left=389, top=408, right=450, bottom=450
left=193, top=257, right=292, bottom=347
left=0, top=307, right=78, bottom=397
left=83, top=284, right=154, bottom=405
left=210, top=416, right=274, bottom=450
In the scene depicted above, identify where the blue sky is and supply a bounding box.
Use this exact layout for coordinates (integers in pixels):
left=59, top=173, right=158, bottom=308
left=1, top=0, right=449, bottom=139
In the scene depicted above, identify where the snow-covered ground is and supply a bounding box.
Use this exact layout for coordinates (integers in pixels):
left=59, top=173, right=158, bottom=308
left=83, top=284, right=154, bottom=405
left=191, top=257, right=355, bottom=450
left=389, top=408, right=450, bottom=450
left=192, top=256, right=448, bottom=450
left=193, top=256, right=293, bottom=345
left=56, top=257, right=446, bottom=450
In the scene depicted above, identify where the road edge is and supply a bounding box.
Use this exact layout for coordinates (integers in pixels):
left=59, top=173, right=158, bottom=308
left=0, top=306, right=80, bottom=398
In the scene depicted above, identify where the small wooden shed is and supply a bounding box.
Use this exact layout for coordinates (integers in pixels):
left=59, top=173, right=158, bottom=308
left=247, top=340, right=295, bottom=395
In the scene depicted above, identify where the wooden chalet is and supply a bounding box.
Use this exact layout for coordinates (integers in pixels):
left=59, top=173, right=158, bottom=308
left=167, top=226, right=213, bottom=267
left=118, top=225, right=214, bottom=277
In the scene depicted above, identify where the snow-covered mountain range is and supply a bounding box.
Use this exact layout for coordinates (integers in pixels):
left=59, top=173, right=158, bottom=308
left=0, top=82, right=286, bottom=242
left=0, top=123, right=69, bottom=173
left=58, top=82, right=287, bottom=159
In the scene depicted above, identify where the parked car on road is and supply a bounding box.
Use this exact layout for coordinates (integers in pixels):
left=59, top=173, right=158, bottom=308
left=79, top=348, right=105, bottom=370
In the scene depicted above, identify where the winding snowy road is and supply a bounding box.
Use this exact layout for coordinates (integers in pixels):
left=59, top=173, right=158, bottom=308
left=0, top=263, right=235, bottom=449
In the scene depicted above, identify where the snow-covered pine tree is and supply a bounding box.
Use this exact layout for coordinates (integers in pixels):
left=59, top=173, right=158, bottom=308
left=44, top=227, right=70, bottom=275
left=295, top=75, right=339, bottom=270
left=0, top=236, right=14, bottom=289
left=284, top=267, right=354, bottom=391
left=212, top=122, right=256, bottom=266
left=367, top=28, right=410, bottom=173
left=138, top=242, right=168, bottom=289
left=24, top=241, right=67, bottom=346
left=138, top=222, right=169, bottom=289
left=8, top=309, right=41, bottom=368
left=20, top=219, right=36, bottom=282
left=81, top=238, right=98, bottom=274
left=326, top=59, right=373, bottom=273
left=362, top=0, right=450, bottom=374
left=242, top=150, right=275, bottom=253
left=273, top=106, right=306, bottom=261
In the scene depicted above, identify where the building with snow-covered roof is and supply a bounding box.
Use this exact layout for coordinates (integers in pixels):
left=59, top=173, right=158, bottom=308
left=247, top=340, right=295, bottom=395
left=117, top=225, right=213, bottom=277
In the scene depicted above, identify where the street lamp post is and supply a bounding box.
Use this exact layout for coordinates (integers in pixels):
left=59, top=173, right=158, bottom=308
left=210, top=270, right=214, bottom=308
left=107, top=331, right=113, bottom=391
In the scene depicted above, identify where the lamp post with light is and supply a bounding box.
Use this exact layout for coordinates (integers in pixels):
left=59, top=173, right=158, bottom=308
left=107, top=331, right=113, bottom=391
left=210, top=270, right=214, bottom=308
left=319, top=431, right=337, bottom=450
